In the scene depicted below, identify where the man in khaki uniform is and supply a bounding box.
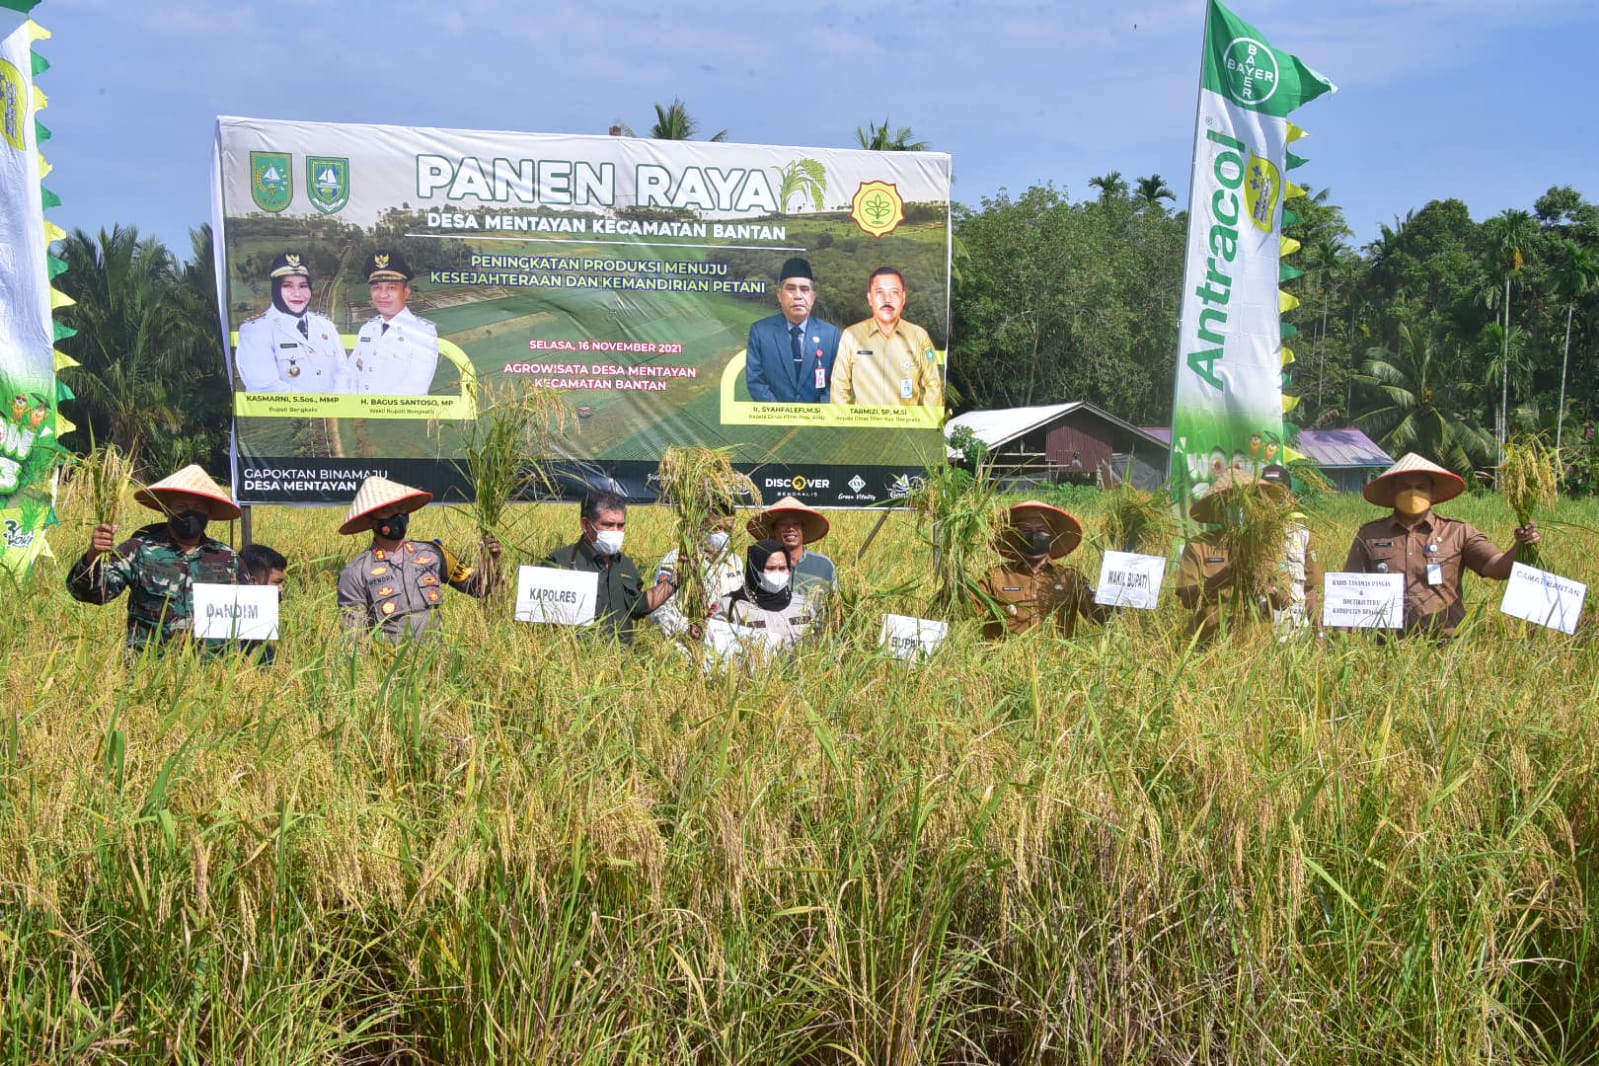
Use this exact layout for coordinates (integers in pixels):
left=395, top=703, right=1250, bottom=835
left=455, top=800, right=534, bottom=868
left=1343, top=452, right=1538, bottom=637
left=974, top=500, right=1107, bottom=638
left=829, top=266, right=943, bottom=408
left=336, top=476, right=501, bottom=641
left=1176, top=469, right=1300, bottom=640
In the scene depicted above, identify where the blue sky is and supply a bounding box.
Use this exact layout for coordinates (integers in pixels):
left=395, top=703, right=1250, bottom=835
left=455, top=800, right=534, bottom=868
left=9, top=0, right=1597, bottom=255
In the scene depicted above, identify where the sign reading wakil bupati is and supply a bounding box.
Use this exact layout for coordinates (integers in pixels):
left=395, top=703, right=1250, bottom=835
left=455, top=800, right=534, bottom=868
left=212, top=118, right=953, bottom=507
left=1095, top=551, right=1167, bottom=611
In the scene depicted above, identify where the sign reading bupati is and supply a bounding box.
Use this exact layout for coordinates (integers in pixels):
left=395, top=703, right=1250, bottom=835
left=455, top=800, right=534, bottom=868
left=878, top=614, right=948, bottom=661
left=213, top=117, right=953, bottom=506
left=1321, top=572, right=1403, bottom=629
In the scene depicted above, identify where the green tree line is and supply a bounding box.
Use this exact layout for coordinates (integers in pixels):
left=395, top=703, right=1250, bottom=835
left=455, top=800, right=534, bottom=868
left=54, top=177, right=1599, bottom=486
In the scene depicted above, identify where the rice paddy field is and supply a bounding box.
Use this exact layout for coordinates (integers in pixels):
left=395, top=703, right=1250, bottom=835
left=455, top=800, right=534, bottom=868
left=3, top=486, right=1598, bottom=1064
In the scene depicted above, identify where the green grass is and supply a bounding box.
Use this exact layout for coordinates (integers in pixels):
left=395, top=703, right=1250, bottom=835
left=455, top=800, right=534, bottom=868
left=4, top=489, right=1598, bottom=1062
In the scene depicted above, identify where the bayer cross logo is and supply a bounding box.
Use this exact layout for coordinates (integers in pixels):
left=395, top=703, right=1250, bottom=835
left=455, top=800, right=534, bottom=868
left=848, top=475, right=866, bottom=494
left=1222, top=36, right=1279, bottom=105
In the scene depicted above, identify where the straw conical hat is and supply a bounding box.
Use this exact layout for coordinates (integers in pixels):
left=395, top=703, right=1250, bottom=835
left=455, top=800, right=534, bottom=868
left=1362, top=452, right=1465, bottom=507
left=1003, top=500, right=1084, bottom=558
left=338, top=475, right=432, bottom=535
left=1190, top=468, right=1289, bottom=524
left=134, top=464, right=241, bottom=520
left=746, top=495, right=830, bottom=543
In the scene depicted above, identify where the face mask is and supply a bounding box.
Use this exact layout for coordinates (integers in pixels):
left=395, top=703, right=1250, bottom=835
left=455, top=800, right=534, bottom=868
left=1393, top=488, right=1431, bottom=517
left=375, top=512, right=410, bottom=540
left=593, top=529, right=625, bottom=556
left=757, top=570, right=790, bottom=593
left=169, top=509, right=208, bottom=541
left=1016, top=527, right=1055, bottom=556
left=706, top=530, right=731, bottom=553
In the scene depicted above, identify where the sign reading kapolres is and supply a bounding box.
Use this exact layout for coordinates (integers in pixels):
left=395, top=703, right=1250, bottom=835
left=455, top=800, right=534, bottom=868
left=212, top=117, right=953, bottom=506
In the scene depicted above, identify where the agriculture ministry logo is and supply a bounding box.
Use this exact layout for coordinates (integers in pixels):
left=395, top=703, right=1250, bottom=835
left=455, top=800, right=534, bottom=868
left=307, top=156, right=350, bottom=215
left=0, top=57, right=25, bottom=152
left=1221, top=37, right=1279, bottom=105
left=850, top=181, right=905, bottom=238
left=251, top=151, right=293, bottom=212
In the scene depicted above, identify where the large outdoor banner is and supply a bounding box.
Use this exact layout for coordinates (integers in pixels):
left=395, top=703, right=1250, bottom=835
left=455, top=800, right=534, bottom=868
left=1168, top=0, right=1332, bottom=517
left=212, top=118, right=953, bottom=507
left=0, top=18, right=68, bottom=574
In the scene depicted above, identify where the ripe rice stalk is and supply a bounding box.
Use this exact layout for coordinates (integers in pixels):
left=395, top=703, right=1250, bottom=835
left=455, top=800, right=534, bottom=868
left=459, top=381, right=571, bottom=540
left=905, top=462, right=998, bottom=617
left=66, top=442, right=139, bottom=581
left=1101, top=482, right=1177, bottom=555
left=79, top=442, right=137, bottom=531
left=1216, top=481, right=1293, bottom=618
left=656, top=446, right=760, bottom=633
left=1499, top=435, right=1559, bottom=565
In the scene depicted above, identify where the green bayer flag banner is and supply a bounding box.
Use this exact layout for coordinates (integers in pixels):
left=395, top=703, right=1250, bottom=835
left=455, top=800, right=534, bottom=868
left=212, top=117, right=954, bottom=507
left=1168, top=0, right=1333, bottom=517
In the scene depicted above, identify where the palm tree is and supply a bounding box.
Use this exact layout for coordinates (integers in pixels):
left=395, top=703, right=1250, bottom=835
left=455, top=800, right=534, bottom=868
left=855, top=120, right=929, bottom=151
left=647, top=99, right=727, bottom=142
left=57, top=226, right=225, bottom=470
left=1480, top=208, right=1539, bottom=460
left=1087, top=171, right=1128, bottom=203
left=1351, top=323, right=1495, bottom=477
left=1133, top=174, right=1175, bottom=210
left=1549, top=241, right=1599, bottom=449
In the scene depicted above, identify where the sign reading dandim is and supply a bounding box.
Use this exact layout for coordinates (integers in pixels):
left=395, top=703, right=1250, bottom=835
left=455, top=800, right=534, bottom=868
left=213, top=118, right=953, bottom=506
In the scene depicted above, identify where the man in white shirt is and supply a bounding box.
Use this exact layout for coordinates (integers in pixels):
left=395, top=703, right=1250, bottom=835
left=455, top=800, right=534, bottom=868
left=343, top=251, right=439, bottom=395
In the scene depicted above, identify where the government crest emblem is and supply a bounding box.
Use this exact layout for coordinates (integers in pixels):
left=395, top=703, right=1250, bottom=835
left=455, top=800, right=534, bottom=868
left=307, top=155, right=350, bottom=215
left=251, top=151, right=293, bottom=212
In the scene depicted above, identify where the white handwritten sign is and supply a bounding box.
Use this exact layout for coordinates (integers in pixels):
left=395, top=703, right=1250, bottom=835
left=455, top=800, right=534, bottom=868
left=192, top=583, right=279, bottom=641
left=1095, top=551, right=1166, bottom=610
left=1321, top=572, right=1404, bottom=629
left=1500, top=562, right=1586, bottom=634
left=514, top=566, right=598, bottom=625
left=878, top=614, right=949, bottom=661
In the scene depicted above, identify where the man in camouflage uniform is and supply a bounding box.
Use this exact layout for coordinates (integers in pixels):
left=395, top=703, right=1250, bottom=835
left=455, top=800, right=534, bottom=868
left=336, top=475, right=501, bottom=641
left=66, top=464, right=242, bottom=651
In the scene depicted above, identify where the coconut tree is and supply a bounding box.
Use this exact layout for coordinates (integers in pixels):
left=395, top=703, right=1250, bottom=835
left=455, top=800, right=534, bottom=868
left=855, top=120, right=929, bottom=151
left=1479, top=208, right=1540, bottom=460
left=1549, top=240, right=1599, bottom=449
left=1133, top=174, right=1175, bottom=210
left=1351, top=322, right=1495, bottom=477
left=1087, top=171, right=1128, bottom=203
left=647, top=98, right=727, bottom=142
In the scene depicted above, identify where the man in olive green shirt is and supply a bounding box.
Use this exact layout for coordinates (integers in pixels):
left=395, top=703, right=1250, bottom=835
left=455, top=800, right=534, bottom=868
left=829, top=266, right=943, bottom=408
